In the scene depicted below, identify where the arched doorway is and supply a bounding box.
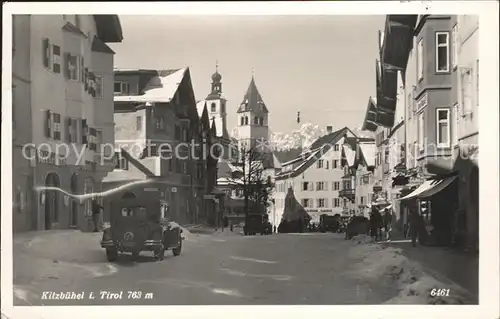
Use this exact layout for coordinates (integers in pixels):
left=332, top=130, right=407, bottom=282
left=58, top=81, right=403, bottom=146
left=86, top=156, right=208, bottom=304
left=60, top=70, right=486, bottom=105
left=70, top=173, right=79, bottom=227
left=44, top=173, right=60, bottom=230
left=122, top=191, right=137, bottom=199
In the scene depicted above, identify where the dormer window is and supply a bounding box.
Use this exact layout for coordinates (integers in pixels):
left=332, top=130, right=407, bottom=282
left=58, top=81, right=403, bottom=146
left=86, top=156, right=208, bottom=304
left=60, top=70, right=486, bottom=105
left=114, top=81, right=129, bottom=95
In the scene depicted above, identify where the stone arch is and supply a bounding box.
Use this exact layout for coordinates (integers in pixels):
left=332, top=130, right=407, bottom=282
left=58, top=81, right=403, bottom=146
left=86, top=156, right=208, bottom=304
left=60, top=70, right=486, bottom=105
left=240, top=116, right=245, bottom=126
left=244, top=116, right=248, bottom=125
left=44, top=172, right=61, bottom=230
left=211, top=102, right=216, bottom=112
left=259, top=117, right=264, bottom=125
left=254, top=116, right=259, bottom=125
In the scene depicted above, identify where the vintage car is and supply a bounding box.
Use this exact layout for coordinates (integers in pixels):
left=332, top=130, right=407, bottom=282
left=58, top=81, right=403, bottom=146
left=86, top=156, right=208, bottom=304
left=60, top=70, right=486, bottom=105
left=100, top=199, right=182, bottom=262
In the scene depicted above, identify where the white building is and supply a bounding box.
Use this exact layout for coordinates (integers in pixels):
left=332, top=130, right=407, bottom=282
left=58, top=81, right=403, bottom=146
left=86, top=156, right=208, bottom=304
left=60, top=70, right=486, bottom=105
left=12, top=14, right=123, bottom=232
left=274, top=127, right=357, bottom=224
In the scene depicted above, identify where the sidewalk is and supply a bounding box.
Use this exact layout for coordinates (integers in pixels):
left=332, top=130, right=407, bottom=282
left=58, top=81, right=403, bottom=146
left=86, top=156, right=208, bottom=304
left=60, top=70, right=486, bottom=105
left=13, top=230, right=115, bottom=287
left=380, top=234, right=479, bottom=299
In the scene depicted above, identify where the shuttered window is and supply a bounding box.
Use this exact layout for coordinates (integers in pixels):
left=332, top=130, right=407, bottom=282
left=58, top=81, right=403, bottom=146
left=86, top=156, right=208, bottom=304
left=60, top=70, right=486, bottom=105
left=42, top=38, right=50, bottom=69
left=81, top=119, right=88, bottom=144
left=52, top=45, right=61, bottom=73
left=53, top=113, right=61, bottom=140
left=45, top=110, right=52, bottom=138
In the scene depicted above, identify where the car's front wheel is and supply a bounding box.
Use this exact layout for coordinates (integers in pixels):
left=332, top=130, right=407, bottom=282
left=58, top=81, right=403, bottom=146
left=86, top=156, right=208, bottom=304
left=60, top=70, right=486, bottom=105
left=106, top=248, right=118, bottom=262
left=172, top=237, right=182, bottom=256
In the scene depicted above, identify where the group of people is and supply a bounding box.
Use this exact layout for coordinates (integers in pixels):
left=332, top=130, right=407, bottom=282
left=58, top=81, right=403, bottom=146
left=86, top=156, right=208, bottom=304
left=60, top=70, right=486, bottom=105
left=369, top=206, right=393, bottom=242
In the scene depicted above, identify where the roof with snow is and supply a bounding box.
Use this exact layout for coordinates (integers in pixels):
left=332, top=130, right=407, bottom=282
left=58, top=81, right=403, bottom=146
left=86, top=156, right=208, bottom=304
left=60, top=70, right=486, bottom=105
left=114, top=68, right=187, bottom=103
left=237, top=77, right=269, bottom=114
left=275, top=127, right=355, bottom=180
left=359, top=142, right=376, bottom=167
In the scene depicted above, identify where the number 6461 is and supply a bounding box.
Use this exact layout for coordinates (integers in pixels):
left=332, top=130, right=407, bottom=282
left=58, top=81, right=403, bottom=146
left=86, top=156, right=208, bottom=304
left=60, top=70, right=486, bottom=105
left=430, top=288, right=450, bottom=297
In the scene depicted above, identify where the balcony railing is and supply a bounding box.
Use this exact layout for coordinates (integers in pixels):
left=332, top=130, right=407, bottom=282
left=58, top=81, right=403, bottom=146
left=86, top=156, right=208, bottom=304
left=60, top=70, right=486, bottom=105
left=339, top=188, right=355, bottom=199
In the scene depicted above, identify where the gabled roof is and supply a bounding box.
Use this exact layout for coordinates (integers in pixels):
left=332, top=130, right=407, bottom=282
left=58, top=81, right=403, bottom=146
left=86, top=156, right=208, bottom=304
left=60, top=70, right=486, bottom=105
left=275, top=127, right=353, bottom=180
left=359, top=142, right=376, bottom=167
left=237, top=77, right=269, bottom=114
left=91, top=36, right=115, bottom=54
left=93, top=15, right=123, bottom=43
left=114, top=68, right=187, bottom=103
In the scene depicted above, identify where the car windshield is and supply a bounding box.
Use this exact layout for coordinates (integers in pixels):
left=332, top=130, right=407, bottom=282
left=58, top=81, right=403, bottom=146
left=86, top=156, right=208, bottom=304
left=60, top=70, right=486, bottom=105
left=121, top=206, right=147, bottom=218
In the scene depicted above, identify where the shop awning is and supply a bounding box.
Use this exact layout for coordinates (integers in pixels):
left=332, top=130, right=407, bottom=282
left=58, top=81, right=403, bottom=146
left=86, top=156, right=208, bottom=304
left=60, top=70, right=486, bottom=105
left=398, top=175, right=457, bottom=201
left=418, top=175, right=458, bottom=199
left=398, top=179, right=441, bottom=200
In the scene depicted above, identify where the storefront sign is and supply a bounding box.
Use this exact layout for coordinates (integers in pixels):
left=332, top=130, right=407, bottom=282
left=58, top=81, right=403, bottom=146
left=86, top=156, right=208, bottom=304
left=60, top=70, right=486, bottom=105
left=416, top=93, right=428, bottom=112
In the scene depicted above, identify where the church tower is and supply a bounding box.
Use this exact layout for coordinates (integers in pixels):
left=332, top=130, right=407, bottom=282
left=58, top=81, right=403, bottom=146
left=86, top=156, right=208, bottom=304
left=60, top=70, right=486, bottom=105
left=235, top=75, right=270, bottom=151
left=204, top=62, right=229, bottom=139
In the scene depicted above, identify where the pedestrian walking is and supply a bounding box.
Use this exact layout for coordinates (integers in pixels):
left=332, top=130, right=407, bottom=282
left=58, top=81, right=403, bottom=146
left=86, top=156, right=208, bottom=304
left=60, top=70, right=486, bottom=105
left=383, top=208, right=393, bottom=241
left=370, top=207, right=382, bottom=241
left=91, top=197, right=103, bottom=232
left=409, top=208, right=420, bottom=247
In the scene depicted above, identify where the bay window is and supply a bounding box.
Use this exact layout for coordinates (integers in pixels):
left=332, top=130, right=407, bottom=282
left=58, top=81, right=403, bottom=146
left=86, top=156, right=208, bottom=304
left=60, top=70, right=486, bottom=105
left=436, top=32, right=450, bottom=73
left=436, top=108, right=451, bottom=148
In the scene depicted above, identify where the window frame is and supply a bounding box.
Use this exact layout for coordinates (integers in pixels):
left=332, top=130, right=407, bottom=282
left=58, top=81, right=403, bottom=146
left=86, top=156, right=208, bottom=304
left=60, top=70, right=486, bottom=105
left=452, top=102, right=459, bottom=148
left=417, top=111, right=425, bottom=153
left=435, top=31, right=450, bottom=73
left=436, top=108, right=451, bottom=148
left=417, top=38, right=424, bottom=81
left=94, top=75, right=103, bottom=98
left=452, top=24, right=459, bottom=70
left=114, top=81, right=130, bottom=95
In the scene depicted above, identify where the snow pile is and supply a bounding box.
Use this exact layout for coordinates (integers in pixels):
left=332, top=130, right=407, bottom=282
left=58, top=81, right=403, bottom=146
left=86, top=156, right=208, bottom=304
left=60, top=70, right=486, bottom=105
left=385, top=274, right=472, bottom=304
left=347, top=242, right=473, bottom=304
left=348, top=245, right=422, bottom=287
left=351, top=234, right=374, bottom=245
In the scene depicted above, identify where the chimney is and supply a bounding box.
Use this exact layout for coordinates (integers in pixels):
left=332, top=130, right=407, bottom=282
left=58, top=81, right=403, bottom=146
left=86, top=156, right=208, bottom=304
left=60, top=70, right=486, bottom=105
left=326, top=126, right=333, bottom=134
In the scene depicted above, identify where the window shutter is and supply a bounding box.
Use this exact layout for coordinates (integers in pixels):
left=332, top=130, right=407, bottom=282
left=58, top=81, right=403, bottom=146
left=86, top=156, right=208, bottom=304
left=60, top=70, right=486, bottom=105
left=64, top=53, right=71, bottom=78
left=66, top=118, right=72, bottom=143
left=42, top=39, right=50, bottom=68
left=45, top=110, right=52, bottom=138
left=89, top=72, right=96, bottom=97
left=52, top=45, right=61, bottom=73
left=81, top=119, right=88, bottom=144
left=84, top=68, right=89, bottom=90
left=53, top=113, right=61, bottom=140
left=80, top=57, right=85, bottom=82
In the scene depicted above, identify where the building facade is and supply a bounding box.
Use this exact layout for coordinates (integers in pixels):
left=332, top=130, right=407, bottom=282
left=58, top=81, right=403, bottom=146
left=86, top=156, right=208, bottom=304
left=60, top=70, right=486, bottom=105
left=12, top=15, right=123, bottom=232
left=449, top=15, right=479, bottom=250
left=104, top=68, right=212, bottom=225
left=274, top=127, right=356, bottom=224
left=235, top=76, right=270, bottom=151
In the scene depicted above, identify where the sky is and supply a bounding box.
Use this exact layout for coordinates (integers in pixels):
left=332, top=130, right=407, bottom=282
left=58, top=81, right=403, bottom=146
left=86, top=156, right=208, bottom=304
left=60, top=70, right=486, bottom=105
left=108, top=15, right=386, bottom=135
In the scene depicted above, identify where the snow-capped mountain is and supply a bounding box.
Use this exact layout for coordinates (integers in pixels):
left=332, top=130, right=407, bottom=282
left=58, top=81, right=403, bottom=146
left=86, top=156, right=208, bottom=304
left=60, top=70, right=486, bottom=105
left=270, top=123, right=327, bottom=151
left=230, top=123, right=374, bottom=151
